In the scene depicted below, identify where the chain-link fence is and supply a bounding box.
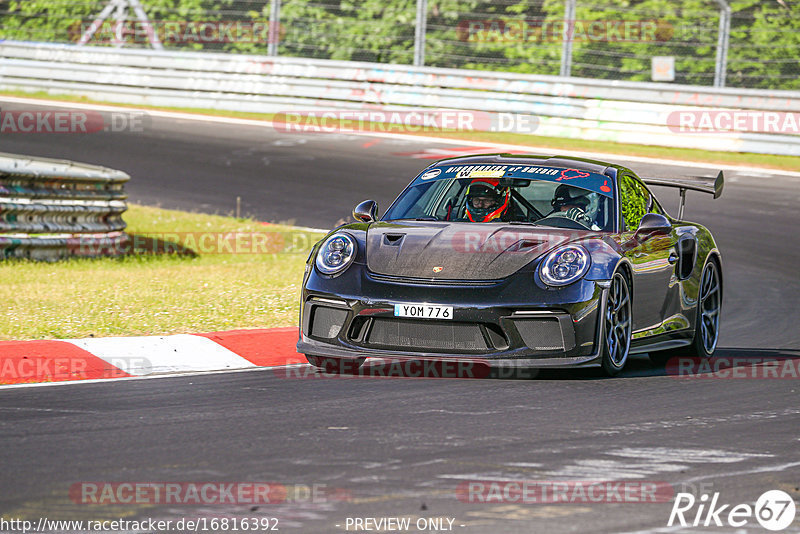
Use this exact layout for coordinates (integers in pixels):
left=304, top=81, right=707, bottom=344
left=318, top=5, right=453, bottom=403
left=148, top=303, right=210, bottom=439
left=1, top=0, right=798, bottom=89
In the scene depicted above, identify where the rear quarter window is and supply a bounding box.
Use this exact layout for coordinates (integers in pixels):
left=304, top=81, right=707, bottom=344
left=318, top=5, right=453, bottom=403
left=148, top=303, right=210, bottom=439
left=619, top=174, right=650, bottom=231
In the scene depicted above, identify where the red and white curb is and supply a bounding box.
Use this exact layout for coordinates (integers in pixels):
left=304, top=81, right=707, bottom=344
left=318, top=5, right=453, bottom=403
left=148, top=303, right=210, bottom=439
left=0, top=327, right=305, bottom=387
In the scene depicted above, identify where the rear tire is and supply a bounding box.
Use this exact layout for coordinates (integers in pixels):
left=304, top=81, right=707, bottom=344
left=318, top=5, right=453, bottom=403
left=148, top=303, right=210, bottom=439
left=601, top=271, right=632, bottom=377
left=649, top=259, right=721, bottom=366
left=305, top=355, right=365, bottom=374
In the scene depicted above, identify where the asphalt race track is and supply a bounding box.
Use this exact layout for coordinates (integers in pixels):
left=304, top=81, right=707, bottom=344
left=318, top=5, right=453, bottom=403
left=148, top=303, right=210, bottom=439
left=1, top=100, right=799, bottom=533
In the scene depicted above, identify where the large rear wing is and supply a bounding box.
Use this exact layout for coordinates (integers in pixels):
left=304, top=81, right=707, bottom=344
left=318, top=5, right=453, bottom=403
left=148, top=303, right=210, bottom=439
left=642, top=171, right=724, bottom=219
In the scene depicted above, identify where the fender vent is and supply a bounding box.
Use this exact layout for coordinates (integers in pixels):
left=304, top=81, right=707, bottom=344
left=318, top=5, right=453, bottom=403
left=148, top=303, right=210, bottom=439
left=678, top=238, right=697, bottom=280
left=383, top=234, right=405, bottom=246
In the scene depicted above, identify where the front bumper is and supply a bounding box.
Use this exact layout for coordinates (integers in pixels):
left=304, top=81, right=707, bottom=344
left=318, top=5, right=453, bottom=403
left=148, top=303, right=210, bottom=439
left=297, top=268, right=608, bottom=369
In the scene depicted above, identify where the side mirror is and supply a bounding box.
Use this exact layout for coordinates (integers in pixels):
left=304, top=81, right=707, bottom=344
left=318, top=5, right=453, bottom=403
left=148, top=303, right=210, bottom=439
left=635, top=213, right=672, bottom=238
left=353, top=200, right=378, bottom=223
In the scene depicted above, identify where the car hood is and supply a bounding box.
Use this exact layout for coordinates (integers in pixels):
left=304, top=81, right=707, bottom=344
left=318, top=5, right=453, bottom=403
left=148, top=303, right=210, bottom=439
left=365, top=221, right=595, bottom=280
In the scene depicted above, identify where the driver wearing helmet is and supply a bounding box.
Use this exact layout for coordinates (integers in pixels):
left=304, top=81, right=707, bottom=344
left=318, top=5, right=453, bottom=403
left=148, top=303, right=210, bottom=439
left=551, top=184, right=594, bottom=228
left=465, top=179, right=511, bottom=222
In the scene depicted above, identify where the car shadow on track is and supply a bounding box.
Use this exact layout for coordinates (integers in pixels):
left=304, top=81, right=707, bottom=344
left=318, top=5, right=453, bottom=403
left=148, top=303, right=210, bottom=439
left=303, top=348, right=800, bottom=382
left=599, top=347, right=800, bottom=381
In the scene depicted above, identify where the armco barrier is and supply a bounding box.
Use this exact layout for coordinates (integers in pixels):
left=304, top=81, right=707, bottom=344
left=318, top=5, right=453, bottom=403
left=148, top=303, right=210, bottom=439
left=0, top=40, right=799, bottom=155
left=0, top=152, right=129, bottom=260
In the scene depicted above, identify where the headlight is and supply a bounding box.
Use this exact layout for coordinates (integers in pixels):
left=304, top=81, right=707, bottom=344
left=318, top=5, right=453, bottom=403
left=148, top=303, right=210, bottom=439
left=539, top=244, right=591, bottom=286
left=315, top=233, right=356, bottom=275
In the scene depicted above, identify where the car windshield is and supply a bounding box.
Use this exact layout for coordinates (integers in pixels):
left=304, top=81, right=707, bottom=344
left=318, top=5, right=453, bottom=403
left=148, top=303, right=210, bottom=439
left=383, top=166, right=615, bottom=231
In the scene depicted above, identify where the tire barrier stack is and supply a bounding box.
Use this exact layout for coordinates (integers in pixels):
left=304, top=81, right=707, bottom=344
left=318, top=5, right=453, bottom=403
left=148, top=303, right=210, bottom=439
left=0, top=152, right=130, bottom=260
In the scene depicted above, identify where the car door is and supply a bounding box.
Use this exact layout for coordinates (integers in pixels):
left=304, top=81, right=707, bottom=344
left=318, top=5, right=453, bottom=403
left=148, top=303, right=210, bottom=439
left=618, top=173, right=677, bottom=333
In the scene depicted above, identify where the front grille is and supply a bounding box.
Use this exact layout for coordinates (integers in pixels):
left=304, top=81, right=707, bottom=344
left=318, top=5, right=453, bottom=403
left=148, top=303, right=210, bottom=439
left=309, top=306, right=348, bottom=339
left=513, top=318, right=566, bottom=351
left=366, top=318, right=488, bottom=351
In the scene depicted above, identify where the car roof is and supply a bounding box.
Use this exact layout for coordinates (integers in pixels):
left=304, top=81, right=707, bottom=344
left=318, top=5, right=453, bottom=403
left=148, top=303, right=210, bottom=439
left=427, top=153, right=622, bottom=175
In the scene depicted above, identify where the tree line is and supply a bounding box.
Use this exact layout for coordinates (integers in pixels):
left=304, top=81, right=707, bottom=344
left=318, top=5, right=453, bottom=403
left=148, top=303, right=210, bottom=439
left=1, top=0, right=797, bottom=88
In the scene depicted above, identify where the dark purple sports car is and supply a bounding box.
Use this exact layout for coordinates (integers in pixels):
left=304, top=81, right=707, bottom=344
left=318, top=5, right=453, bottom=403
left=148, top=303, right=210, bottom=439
left=297, top=154, right=723, bottom=376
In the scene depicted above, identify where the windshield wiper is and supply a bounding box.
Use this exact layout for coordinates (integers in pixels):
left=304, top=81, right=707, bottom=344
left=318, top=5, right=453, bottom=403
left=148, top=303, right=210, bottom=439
left=507, top=221, right=539, bottom=226
left=414, top=216, right=439, bottom=221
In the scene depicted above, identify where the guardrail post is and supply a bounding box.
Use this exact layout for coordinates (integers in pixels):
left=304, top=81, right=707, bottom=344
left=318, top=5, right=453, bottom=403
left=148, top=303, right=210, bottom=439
left=268, top=0, right=281, bottom=57
left=414, top=0, right=428, bottom=66
left=714, top=0, right=731, bottom=88
left=560, top=0, right=576, bottom=77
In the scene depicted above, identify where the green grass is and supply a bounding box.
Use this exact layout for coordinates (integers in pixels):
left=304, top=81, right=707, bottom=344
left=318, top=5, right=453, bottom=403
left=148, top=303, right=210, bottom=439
left=0, top=204, right=323, bottom=340
left=4, top=88, right=800, bottom=173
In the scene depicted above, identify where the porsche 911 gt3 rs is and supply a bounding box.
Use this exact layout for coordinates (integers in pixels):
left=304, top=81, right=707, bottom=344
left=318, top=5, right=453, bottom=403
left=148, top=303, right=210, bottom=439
left=297, top=154, right=723, bottom=376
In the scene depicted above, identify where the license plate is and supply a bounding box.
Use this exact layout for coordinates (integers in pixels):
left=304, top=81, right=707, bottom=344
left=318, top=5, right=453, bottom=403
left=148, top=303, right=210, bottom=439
left=394, top=304, right=453, bottom=320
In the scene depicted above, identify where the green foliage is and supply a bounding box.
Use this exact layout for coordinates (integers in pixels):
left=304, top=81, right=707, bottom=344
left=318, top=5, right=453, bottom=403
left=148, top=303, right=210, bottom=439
left=273, top=0, right=417, bottom=62
left=426, top=0, right=563, bottom=73
left=0, top=0, right=798, bottom=88
left=1, top=0, right=231, bottom=49
left=726, top=0, right=800, bottom=89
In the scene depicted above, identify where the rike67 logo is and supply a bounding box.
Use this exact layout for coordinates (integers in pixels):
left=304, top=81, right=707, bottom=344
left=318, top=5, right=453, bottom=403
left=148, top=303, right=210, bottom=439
left=669, top=490, right=796, bottom=531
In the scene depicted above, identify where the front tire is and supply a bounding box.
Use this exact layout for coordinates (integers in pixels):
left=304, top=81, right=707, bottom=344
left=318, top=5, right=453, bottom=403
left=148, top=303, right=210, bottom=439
left=601, top=271, right=632, bottom=376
